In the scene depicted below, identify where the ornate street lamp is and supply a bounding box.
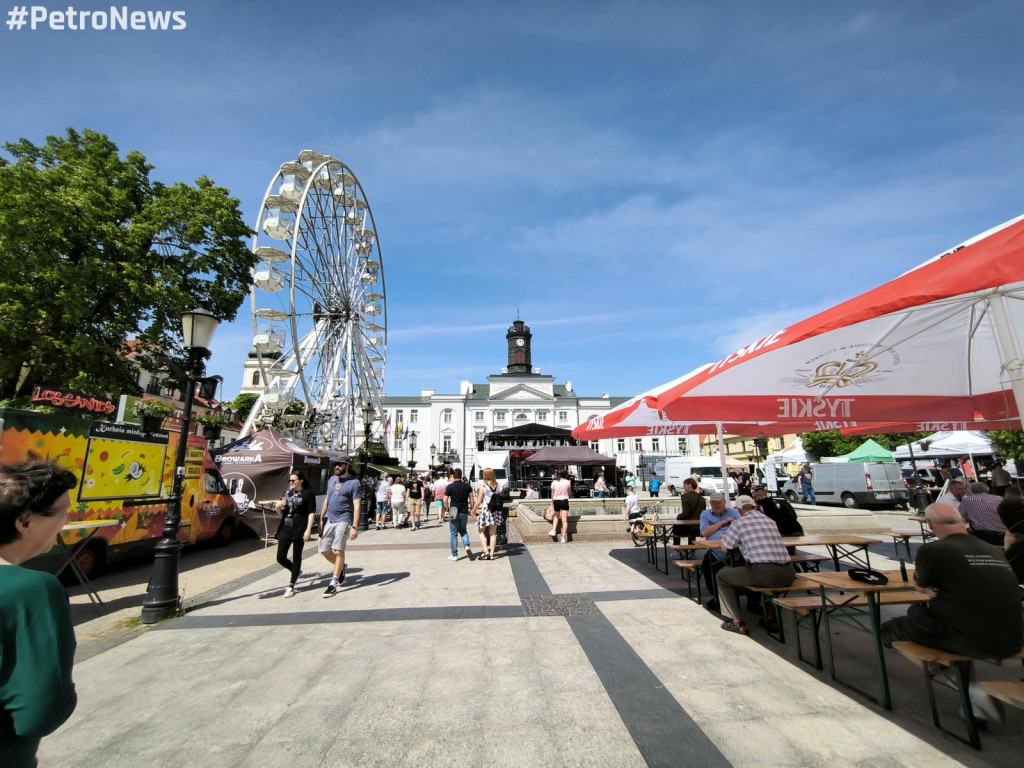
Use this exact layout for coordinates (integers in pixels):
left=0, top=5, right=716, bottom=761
left=430, top=443, right=436, bottom=470
left=357, top=402, right=376, bottom=531
left=408, top=431, right=418, bottom=470
left=141, top=308, right=220, bottom=624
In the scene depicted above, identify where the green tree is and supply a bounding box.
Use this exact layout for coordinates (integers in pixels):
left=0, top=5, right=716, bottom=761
left=990, top=430, right=1024, bottom=465
left=0, top=128, right=255, bottom=400
left=799, top=430, right=930, bottom=459
left=229, top=393, right=259, bottom=424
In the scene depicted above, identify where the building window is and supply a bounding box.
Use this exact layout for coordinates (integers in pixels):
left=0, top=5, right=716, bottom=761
left=678, top=438, right=688, bottom=453
left=633, top=438, right=642, bottom=451
left=589, top=441, right=599, bottom=451
left=557, top=410, right=568, bottom=422
left=410, top=410, right=418, bottom=423
left=617, top=439, right=625, bottom=452
left=475, top=411, right=484, bottom=421
left=537, top=410, right=548, bottom=421
left=395, top=409, right=404, bottom=426
left=651, top=438, right=660, bottom=452
left=443, top=434, right=452, bottom=452
left=251, top=371, right=260, bottom=387
left=495, top=410, right=507, bottom=422
left=515, top=412, right=528, bottom=421
left=442, top=409, right=453, bottom=424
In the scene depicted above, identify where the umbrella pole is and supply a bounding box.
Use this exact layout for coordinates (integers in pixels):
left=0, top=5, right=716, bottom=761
left=990, top=293, right=1024, bottom=425
left=717, top=423, right=730, bottom=501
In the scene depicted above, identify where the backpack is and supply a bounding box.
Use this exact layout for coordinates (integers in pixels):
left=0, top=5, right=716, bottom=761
left=487, top=484, right=507, bottom=512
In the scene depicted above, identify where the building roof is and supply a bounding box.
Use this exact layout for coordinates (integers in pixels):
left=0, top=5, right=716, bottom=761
left=381, top=396, right=431, bottom=405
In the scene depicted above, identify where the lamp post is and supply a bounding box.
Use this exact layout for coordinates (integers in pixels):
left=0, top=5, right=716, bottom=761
left=408, top=431, right=418, bottom=470
left=141, top=308, right=220, bottom=624
left=906, top=439, right=932, bottom=514
left=430, top=443, right=436, bottom=471
left=358, top=402, right=375, bottom=531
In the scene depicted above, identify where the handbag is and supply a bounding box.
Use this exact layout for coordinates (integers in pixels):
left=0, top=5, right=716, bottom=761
left=543, top=506, right=554, bottom=522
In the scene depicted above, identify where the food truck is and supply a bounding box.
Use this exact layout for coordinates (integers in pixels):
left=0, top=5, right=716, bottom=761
left=0, top=407, right=238, bottom=577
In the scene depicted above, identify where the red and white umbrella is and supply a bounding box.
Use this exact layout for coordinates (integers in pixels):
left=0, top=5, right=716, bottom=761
left=654, top=215, right=1024, bottom=431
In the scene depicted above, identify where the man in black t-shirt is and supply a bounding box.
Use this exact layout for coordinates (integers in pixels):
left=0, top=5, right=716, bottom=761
left=443, top=469, right=475, bottom=561
left=881, top=503, right=1022, bottom=720
left=753, top=486, right=803, bottom=537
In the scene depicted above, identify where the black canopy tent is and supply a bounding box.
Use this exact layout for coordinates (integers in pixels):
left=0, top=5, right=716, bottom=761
left=522, top=445, right=616, bottom=497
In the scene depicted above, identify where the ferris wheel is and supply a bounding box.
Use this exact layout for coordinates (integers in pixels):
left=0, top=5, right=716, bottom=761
left=242, top=150, right=386, bottom=452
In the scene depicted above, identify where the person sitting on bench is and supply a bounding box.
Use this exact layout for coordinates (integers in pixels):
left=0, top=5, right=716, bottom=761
left=880, top=502, right=1023, bottom=721
left=714, top=495, right=796, bottom=635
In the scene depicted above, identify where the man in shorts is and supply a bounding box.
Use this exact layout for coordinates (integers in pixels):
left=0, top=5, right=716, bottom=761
left=318, top=454, right=361, bottom=597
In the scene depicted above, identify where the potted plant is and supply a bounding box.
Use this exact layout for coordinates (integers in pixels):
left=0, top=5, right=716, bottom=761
left=194, top=412, right=229, bottom=440
left=133, top=398, right=175, bottom=432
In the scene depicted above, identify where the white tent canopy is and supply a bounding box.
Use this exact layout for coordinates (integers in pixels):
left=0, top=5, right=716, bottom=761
left=892, top=431, right=995, bottom=459
left=767, top=437, right=813, bottom=464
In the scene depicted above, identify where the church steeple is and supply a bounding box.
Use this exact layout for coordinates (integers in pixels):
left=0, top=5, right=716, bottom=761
left=506, top=320, right=532, bottom=374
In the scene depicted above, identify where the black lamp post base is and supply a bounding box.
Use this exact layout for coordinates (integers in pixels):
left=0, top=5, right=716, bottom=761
left=140, top=537, right=184, bottom=624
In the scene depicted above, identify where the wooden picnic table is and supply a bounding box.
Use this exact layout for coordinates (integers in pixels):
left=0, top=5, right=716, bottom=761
left=779, top=534, right=883, bottom=571
left=800, top=569, right=929, bottom=710
left=908, top=515, right=937, bottom=544
left=645, top=519, right=701, bottom=573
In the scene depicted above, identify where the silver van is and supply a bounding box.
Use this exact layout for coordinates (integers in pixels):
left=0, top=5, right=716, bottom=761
left=781, top=462, right=909, bottom=509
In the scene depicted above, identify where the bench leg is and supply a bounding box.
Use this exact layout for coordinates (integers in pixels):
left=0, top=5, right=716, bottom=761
left=954, top=662, right=982, bottom=750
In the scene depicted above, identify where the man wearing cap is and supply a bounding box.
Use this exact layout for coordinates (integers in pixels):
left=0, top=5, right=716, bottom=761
left=699, top=493, right=740, bottom=611
left=713, top=495, right=796, bottom=635
left=319, top=455, right=362, bottom=597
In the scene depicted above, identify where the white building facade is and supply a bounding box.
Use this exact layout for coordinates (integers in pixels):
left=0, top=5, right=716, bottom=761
left=378, top=320, right=701, bottom=478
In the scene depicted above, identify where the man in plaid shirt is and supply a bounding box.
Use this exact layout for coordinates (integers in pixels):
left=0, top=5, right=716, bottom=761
left=714, top=496, right=796, bottom=635
left=959, top=481, right=1007, bottom=546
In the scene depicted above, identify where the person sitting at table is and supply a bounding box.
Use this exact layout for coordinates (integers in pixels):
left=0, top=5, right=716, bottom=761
left=997, top=497, right=1024, bottom=582
left=935, top=479, right=966, bottom=512
left=959, top=481, right=1008, bottom=546
left=699, top=493, right=740, bottom=612
left=672, top=477, right=706, bottom=546
left=752, top=485, right=803, bottom=537
left=714, top=495, right=797, bottom=635
left=0, top=460, right=80, bottom=768
left=880, top=502, right=1023, bottom=722
left=624, top=485, right=643, bottom=534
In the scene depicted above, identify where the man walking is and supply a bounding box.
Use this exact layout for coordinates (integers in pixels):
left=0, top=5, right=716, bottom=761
left=796, top=463, right=816, bottom=505
left=318, top=454, right=361, bottom=597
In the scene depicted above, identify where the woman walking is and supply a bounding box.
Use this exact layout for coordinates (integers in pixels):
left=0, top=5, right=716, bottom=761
left=407, top=474, right=424, bottom=529
left=275, top=473, right=315, bottom=597
left=549, top=470, right=572, bottom=543
left=374, top=475, right=390, bottom=530
left=390, top=477, right=407, bottom=528
left=471, top=468, right=503, bottom=560
left=594, top=473, right=609, bottom=498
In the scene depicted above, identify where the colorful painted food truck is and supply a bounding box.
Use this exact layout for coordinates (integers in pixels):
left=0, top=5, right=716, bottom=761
left=0, top=407, right=238, bottom=577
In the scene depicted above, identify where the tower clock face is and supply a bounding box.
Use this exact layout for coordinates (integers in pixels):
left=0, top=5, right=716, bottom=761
left=515, top=339, right=525, bottom=347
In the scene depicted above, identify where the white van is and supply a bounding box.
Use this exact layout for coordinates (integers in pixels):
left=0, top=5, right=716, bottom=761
left=781, top=462, right=909, bottom=509
left=664, top=457, right=738, bottom=496
left=471, top=450, right=510, bottom=490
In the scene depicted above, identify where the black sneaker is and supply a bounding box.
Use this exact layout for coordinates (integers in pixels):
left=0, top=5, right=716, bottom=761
left=720, top=619, right=749, bottom=636
left=338, top=566, right=346, bottom=586
left=322, top=584, right=338, bottom=598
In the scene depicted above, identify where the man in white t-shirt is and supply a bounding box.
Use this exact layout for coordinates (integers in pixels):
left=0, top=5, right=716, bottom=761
left=936, top=479, right=966, bottom=512
left=624, top=486, right=643, bottom=534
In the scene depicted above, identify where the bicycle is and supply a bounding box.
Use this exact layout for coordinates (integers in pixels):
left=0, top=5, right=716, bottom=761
left=629, top=503, right=663, bottom=547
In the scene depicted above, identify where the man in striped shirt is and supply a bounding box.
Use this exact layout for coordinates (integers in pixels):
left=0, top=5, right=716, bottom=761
left=713, top=496, right=796, bottom=635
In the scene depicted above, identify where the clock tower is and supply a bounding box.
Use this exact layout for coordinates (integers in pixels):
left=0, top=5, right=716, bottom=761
left=506, top=320, right=532, bottom=374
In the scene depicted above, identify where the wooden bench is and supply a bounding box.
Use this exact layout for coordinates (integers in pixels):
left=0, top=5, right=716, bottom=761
left=789, top=553, right=830, bottom=572
left=975, top=681, right=1024, bottom=711
left=672, top=559, right=703, bottom=602
left=879, top=530, right=915, bottom=561
left=892, top=641, right=1024, bottom=750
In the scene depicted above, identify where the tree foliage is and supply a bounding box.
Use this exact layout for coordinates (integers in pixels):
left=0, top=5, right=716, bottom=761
left=799, top=430, right=930, bottom=459
left=229, top=393, right=259, bottom=423
left=990, top=430, right=1024, bottom=462
left=0, top=128, right=255, bottom=400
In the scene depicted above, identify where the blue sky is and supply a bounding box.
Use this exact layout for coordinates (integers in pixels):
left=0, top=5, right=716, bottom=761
left=3, top=1, right=1022, bottom=402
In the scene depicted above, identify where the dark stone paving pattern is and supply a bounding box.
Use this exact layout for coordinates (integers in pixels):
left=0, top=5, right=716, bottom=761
left=520, top=593, right=601, bottom=616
